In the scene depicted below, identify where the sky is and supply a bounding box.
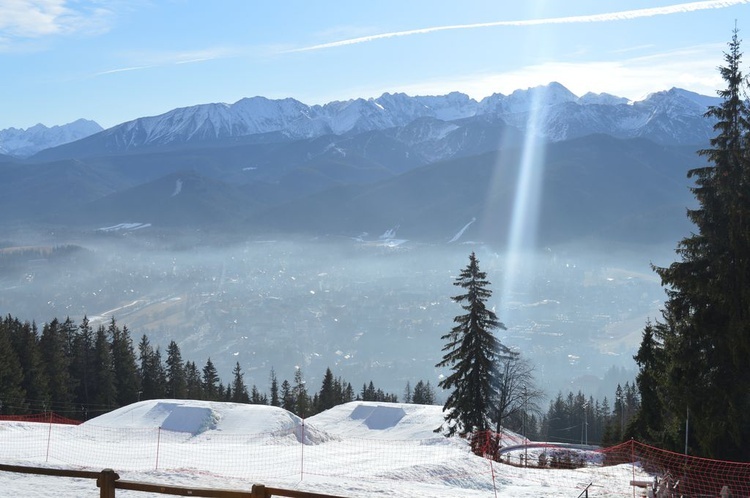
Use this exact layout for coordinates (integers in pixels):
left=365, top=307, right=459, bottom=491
left=1, top=0, right=749, bottom=130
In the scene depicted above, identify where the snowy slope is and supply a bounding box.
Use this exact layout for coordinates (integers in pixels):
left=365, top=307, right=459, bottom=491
left=0, top=399, right=651, bottom=498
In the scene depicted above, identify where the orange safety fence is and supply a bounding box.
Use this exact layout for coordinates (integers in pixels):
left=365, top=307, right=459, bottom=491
left=472, top=430, right=750, bottom=496
left=0, top=412, right=82, bottom=425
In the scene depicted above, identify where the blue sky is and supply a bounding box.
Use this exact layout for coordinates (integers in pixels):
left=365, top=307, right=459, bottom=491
left=1, top=0, right=749, bottom=130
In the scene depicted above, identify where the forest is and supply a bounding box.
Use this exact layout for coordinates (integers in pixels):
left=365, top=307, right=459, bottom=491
left=0, top=311, right=637, bottom=447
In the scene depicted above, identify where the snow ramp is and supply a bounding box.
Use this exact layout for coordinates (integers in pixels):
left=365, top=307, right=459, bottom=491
left=307, top=401, right=446, bottom=440
left=82, top=399, right=332, bottom=443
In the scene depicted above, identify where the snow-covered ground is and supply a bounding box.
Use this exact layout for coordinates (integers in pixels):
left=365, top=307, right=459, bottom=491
left=0, top=400, right=648, bottom=497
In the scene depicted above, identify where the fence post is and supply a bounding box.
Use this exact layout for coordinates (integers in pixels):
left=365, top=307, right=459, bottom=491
left=251, top=484, right=268, bottom=497
left=300, top=419, right=305, bottom=480
left=46, top=411, right=53, bottom=463
left=97, top=468, right=120, bottom=498
left=156, top=427, right=161, bottom=470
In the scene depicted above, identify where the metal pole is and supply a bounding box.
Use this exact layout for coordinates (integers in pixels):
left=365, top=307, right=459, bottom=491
left=523, top=386, right=527, bottom=467
left=684, top=407, right=689, bottom=455
left=583, top=402, right=588, bottom=446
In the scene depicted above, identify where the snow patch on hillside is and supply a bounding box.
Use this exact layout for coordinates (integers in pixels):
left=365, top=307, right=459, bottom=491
left=171, top=179, right=183, bottom=197
left=96, top=223, right=151, bottom=232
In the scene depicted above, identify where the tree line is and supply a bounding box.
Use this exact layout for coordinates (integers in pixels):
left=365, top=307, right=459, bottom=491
left=539, top=382, right=639, bottom=446
left=0, top=313, right=436, bottom=419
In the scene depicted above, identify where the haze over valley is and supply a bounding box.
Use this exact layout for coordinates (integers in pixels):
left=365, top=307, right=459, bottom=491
left=0, top=82, right=711, bottom=399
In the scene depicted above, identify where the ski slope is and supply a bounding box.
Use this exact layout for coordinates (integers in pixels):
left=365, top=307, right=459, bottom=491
left=0, top=399, right=645, bottom=497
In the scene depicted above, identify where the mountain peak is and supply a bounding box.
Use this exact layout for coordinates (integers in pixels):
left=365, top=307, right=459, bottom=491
left=0, top=118, right=102, bottom=158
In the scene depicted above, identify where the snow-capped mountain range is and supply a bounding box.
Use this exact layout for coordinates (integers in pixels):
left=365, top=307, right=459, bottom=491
left=3, top=82, right=718, bottom=159
left=0, top=119, right=102, bottom=158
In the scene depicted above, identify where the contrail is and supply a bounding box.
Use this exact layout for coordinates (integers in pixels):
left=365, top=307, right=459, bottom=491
left=289, top=0, right=749, bottom=53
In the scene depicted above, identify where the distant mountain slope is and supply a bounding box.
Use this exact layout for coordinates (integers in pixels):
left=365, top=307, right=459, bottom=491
left=0, top=130, right=704, bottom=247
left=31, top=83, right=718, bottom=163
left=246, top=135, right=702, bottom=246
left=0, top=119, right=102, bottom=157
left=67, top=170, right=262, bottom=228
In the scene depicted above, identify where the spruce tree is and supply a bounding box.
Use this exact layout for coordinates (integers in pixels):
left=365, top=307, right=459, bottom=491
left=9, top=319, right=49, bottom=412
left=436, top=252, right=510, bottom=438
left=40, top=319, right=75, bottom=415
left=280, top=379, right=294, bottom=412
left=72, top=316, right=96, bottom=412
left=165, top=340, right=187, bottom=398
left=292, top=367, right=310, bottom=417
left=231, top=362, right=249, bottom=403
left=412, top=380, right=436, bottom=405
left=269, top=367, right=280, bottom=407
left=202, top=357, right=220, bottom=401
left=138, top=335, right=165, bottom=400
left=317, top=367, right=337, bottom=412
left=0, top=316, right=26, bottom=414
left=184, top=361, right=204, bottom=399
left=92, top=325, right=117, bottom=410
left=109, top=319, right=140, bottom=406
left=403, top=381, right=412, bottom=404
left=639, top=29, right=750, bottom=459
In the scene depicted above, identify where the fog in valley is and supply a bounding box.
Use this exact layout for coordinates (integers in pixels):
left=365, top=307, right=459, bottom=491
left=0, top=228, right=677, bottom=402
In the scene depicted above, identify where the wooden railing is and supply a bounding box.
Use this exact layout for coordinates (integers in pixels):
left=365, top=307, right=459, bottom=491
left=0, top=463, right=348, bottom=498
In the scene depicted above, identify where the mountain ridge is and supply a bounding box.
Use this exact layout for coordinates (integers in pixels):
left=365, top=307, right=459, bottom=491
left=0, top=119, right=102, bottom=158
left=24, top=83, right=718, bottom=162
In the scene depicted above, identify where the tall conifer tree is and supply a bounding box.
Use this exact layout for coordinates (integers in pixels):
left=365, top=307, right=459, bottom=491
left=202, top=357, right=220, bottom=401
left=436, top=252, right=510, bottom=438
left=640, top=29, right=750, bottom=459
left=109, top=319, right=140, bottom=406
left=93, top=325, right=117, bottom=410
left=0, top=316, right=26, bottom=414
left=165, top=340, right=187, bottom=399
left=40, top=319, right=75, bottom=415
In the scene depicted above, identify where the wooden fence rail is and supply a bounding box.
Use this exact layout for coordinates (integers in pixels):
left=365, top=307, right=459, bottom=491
left=0, top=463, right=349, bottom=498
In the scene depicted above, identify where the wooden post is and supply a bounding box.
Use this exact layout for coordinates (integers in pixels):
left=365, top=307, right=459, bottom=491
left=98, top=468, right=120, bottom=498
left=251, top=484, right=268, bottom=498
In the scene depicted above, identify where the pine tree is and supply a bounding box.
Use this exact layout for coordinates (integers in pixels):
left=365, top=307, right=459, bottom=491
left=0, top=316, right=26, bottom=414
left=71, top=316, right=96, bottom=413
left=249, top=384, right=266, bottom=405
left=630, top=322, right=665, bottom=444
left=269, top=367, right=280, bottom=407
left=9, top=319, right=49, bottom=412
left=640, top=29, right=750, bottom=459
left=403, top=381, right=412, bottom=404
left=165, top=340, right=187, bottom=398
left=412, top=380, right=436, bottom=405
left=361, top=381, right=376, bottom=401
left=109, top=319, right=140, bottom=406
left=293, top=367, right=310, bottom=417
left=184, top=361, right=203, bottom=399
left=231, top=362, right=249, bottom=403
left=280, top=379, right=294, bottom=412
left=202, top=357, right=220, bottom=401
left=436, top=252, right=510, bottom=438
left=138, top=335, right=165, bottom=400
left=343, top=382, right=354, bottom=403
left=92, top=325, right=117, bottom=410
left=317, top=367, right=337, bottom=412
left=40, top=318, right=75, bottom=415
